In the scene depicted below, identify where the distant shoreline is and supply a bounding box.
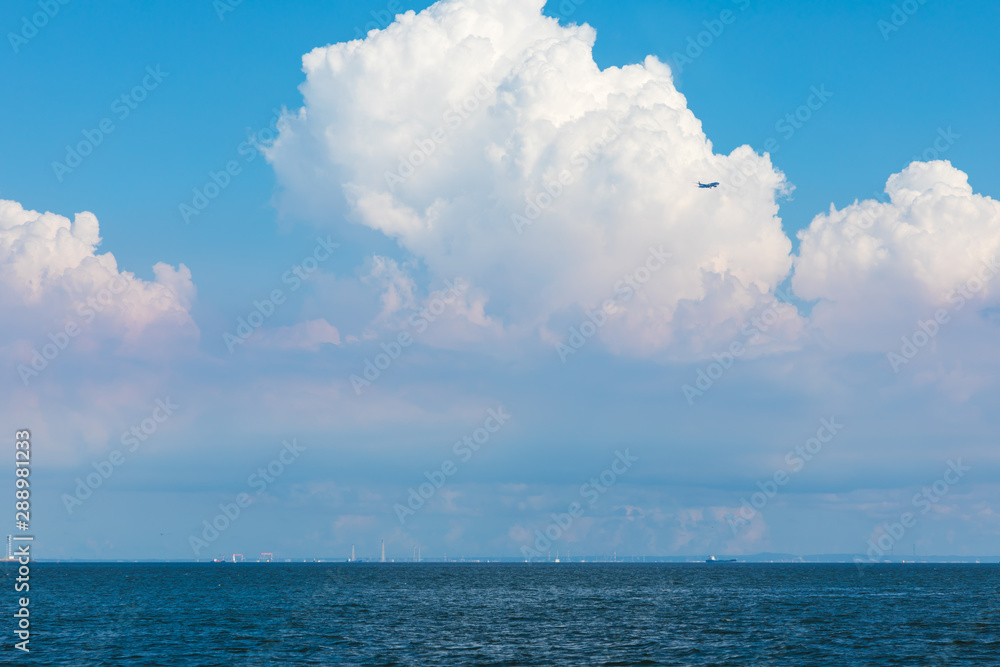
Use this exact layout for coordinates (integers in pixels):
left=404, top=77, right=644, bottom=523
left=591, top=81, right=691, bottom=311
left=11, top=557, right=999, bottom=565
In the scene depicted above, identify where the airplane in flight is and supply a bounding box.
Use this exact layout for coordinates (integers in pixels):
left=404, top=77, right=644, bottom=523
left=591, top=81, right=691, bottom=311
left=697, top=181, right=720, bottom=189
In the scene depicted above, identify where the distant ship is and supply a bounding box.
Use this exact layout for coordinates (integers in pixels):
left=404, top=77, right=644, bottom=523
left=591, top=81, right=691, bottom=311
left=706, top=556, right=737, bottom=563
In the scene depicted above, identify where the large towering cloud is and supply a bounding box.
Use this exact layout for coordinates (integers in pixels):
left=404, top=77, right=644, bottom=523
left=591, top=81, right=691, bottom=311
left=267, top=0, right=801, bottom=358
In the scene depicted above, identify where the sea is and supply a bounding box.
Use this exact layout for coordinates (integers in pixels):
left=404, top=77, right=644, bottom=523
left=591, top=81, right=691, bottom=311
left=4, top=562, right=999, bottom=666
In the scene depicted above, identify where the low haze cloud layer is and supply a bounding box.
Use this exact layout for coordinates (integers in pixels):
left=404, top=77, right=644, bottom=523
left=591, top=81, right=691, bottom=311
left=6, top=0, right=999, bottom=560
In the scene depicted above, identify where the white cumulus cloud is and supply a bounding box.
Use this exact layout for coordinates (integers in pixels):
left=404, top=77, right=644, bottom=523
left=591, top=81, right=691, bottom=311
left=0, top=198, right=198, bottom=353
left=794, top=161, right=1000, bottom=353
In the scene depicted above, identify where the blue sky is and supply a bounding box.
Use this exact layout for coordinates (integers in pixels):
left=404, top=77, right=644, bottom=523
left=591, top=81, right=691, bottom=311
left=2, top=0, right=999, bottom=561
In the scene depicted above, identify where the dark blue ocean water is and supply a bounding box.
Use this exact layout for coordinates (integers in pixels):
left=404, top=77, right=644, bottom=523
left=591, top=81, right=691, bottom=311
left=3, top=562, right=998, bottom=666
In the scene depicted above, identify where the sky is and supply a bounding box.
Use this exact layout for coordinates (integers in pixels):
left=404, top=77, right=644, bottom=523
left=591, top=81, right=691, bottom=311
left=1, top=0, right=998, bottom=561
